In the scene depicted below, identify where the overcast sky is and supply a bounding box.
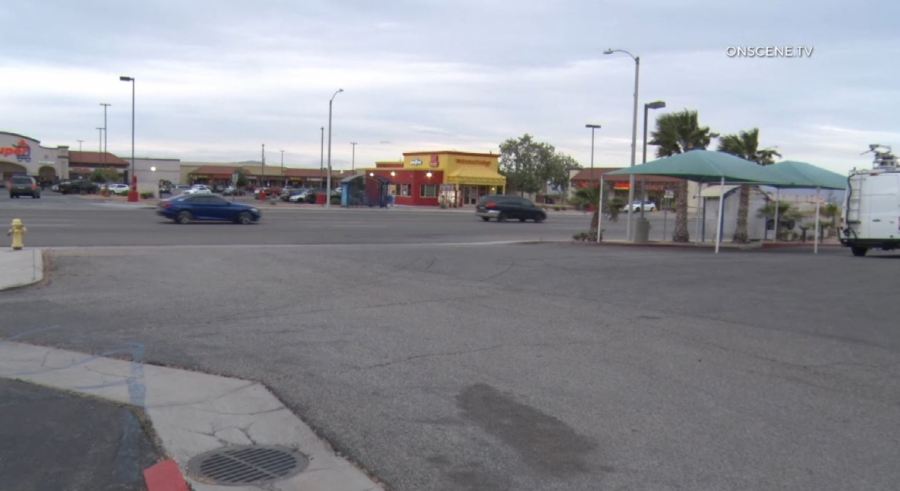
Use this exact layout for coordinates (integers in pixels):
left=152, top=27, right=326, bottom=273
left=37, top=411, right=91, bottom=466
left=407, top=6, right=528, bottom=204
left=3, top=0, right=899, bottom=173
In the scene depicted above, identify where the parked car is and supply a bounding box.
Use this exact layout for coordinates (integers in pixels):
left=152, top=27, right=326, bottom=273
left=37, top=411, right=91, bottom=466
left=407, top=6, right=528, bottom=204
left=108, top=183, right=130, bottom=194
left=287, top=188, right=311, bottom=203
left=157, top=194, right=261, bottom=224
left=183, top=184, right=212, bottom=195
left=222, top=185, right=244, bottom=196
left=621, top=200, right=657, bottom=212
left=58, top=180, right=99, bottom=195
left=475, top=195, right=546, bottom=222
left=8, top=175, right=40, bottom=199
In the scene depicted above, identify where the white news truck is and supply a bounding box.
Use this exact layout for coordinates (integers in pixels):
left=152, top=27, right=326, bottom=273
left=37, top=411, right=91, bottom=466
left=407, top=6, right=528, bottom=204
left=841, top=145, right=900, bottom=256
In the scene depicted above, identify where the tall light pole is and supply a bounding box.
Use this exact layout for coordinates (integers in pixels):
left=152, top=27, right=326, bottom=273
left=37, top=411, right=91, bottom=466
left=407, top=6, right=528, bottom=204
left=326, top=88, right=344, bottom=208
left=100, top=102, right=111, bottom=165
left=640, top=100, right=666, bottom=220
left=280, top=149, right=285, bottom=187
left=320, top=126, right=325, bottom=190
left=96, top=127, right=104, bottom=154
left=261, top=143, right=266, bottom=192
left=119, top=76, right=138, bottom=202
left=585, top=124, right=601, bottom=172
left=350, top=141, right=357, bottom=172
left=604, top=48, right=640, bottom=241
left=77, top=139, right=84, bottom=151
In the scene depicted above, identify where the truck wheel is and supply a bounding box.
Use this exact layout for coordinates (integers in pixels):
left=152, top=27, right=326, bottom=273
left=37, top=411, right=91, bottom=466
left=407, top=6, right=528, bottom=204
left=851, top=246, right=868, bottom=257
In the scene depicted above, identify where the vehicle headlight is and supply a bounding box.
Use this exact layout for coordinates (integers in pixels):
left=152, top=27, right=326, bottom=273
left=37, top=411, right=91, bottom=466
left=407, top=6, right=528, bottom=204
left=250, top=208, right=259, bottom=213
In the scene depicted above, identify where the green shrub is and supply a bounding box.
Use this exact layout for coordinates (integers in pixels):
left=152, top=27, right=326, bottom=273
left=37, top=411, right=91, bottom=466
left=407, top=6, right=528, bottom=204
left=140, top=192, right=154, bottom=199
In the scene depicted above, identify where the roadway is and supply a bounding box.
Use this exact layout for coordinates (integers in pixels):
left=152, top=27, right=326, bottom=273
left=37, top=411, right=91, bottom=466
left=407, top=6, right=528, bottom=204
left=2, top=192, right=898, bottom=491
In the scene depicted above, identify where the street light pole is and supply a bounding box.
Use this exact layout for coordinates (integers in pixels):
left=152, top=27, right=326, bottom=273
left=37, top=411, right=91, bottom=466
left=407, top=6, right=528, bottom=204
left=119, top=76, right=137, bottom=202
left=604, top=49, right=639, bottom=241
left=280, top=149, right=285, bottom=187
left=350, top=141, right=357, bottom=172
left=77, top=139, right=84, bottom=152
left=585, top=124, right=601, bottom=172
left=326, top=88, right=344, bottom=208
left=261, top=143, right=266, bottom=191
left=96, top=127, right=103, bottom=155
left=320, top=126, right=324, bottom=190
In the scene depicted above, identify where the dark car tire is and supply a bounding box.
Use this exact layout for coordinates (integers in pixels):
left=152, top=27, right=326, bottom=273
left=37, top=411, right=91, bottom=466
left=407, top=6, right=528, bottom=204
left=851, top=246, right=868, bottom=257
left=497, top=212, right=507, bottom=222
left=519, top=218, right=526, bottom=222
left=534, top=215, right=545, bottom=223
left=237, top=212, right=253, bottom=225
left=481, top=216, right=490, bottom=222
left=176, top=211, right=193, bottom=224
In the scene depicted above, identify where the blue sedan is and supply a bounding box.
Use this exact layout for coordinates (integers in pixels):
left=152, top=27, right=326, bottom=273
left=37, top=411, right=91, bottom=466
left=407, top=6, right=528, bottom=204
left=157, top=194, right=261, bottom=224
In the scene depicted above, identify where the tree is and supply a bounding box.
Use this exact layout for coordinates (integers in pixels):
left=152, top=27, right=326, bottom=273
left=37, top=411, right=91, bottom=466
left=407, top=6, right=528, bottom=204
left=649, top=110, right=717, bottom=242
left=234, top=168, right=249, bottom=188
left=499, top=134, right=557, bottom=196
left=717, top=128, right=780, bottom=243
left=89, top=167, right=121, bottom=183
left=545, top=154, right=581, bottom=200
left=571, top=186, right=601, bottom=235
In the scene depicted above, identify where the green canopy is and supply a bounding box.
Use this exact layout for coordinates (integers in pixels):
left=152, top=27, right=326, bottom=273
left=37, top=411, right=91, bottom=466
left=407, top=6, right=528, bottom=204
left=767, top=161, right=847, bottom=190
left=607, top=150, right=786, bottom=184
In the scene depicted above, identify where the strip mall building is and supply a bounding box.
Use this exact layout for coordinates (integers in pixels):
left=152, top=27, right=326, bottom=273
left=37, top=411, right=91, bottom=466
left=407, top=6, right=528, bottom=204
left=366, top=151, right=506, bottom=206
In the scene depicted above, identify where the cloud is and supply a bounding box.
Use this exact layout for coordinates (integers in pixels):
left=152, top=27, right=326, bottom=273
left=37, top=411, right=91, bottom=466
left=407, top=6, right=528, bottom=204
left=3, top=0, right=900, bottom=174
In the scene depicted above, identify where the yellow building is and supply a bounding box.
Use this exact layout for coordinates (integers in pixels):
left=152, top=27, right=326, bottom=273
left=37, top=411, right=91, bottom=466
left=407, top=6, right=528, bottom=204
left=368, top=150, right=506, bottom=206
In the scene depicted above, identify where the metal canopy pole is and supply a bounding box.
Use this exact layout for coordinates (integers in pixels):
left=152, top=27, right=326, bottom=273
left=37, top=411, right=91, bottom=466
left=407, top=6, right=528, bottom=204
left=715, top=177, right=725, bottom=254
left=695, top=182, right=703, bottom=243
left=773, top=189, right=780, bottom=242
left=814, top=186, right=821, bottom=254
left=596, top=176, right=605, bottom=242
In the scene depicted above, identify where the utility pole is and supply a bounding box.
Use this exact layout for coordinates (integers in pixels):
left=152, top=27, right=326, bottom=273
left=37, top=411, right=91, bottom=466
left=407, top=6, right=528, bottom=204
left=280, top=149, right=285, bottom=187
left=261, top=143, right=266, bottom=190
left=77, top=140, right=84, bottom=151
left=350, top=141, right=357, bottom=172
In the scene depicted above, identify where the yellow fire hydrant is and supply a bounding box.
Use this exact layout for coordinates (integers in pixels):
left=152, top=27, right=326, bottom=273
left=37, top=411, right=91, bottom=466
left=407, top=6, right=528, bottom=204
left=8, top=218, right=26, bottom=250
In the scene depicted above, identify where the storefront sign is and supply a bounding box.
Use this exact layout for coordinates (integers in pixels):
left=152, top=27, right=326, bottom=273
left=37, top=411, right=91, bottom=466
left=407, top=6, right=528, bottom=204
left=613, top=182, right=630, bottom=190
left=0, top=139, right=31, bottom=162
left=430, top=154, right=440, bottom=168
left=410, top=158, right=423, bottom=166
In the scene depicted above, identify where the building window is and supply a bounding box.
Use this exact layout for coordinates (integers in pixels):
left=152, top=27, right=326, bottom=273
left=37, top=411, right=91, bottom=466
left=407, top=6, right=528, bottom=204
left=400, top=184, right=411, bottom=197
left=420, top=184, right=437, bottom=198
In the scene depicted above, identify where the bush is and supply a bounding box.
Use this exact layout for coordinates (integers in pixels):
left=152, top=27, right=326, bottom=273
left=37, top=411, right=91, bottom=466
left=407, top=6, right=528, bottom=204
left=140, top=192, right=154, bottom=199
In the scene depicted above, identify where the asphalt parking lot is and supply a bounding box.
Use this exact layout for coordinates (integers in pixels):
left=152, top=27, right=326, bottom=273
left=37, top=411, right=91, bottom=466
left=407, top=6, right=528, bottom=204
left=1, top=197, right=898, bottom=491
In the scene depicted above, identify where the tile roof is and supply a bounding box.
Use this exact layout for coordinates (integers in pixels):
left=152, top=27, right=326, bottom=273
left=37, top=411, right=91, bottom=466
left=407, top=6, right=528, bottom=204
left=68, top=151, right=129, bottom=166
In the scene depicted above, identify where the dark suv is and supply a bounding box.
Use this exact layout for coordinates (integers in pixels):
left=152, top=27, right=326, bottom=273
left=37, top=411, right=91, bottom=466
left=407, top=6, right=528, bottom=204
left=476, top=195, right=546, bottom=222
left=8, top=175, right=40, bottom=199
left=58, top=180, right=99, bottom=195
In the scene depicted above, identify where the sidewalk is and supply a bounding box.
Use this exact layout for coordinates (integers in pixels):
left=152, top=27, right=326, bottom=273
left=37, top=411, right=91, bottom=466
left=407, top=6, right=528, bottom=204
left=0, top=248, right=43, bottom=291
left=0, top=341, right=383, bottom=491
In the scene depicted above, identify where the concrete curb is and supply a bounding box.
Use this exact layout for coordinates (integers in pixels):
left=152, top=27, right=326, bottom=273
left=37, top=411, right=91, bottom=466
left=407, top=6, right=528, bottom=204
left=0, top=248, right=43, bottom=291
left=0, top=341, right=383, bottom=491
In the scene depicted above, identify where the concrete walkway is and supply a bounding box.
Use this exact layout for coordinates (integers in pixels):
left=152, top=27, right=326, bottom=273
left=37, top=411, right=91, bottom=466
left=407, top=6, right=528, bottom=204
left=0, top=248, right=43, bottom=291
left=0, top=341, right=382, bottom=491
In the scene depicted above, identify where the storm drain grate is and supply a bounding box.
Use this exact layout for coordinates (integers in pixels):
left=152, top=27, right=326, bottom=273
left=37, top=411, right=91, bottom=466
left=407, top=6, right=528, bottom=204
left=187, top=445, right=308, bottom=485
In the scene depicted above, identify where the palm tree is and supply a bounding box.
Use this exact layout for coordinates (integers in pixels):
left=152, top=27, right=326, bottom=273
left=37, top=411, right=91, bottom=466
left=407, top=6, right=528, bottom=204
left=572, top=185, right=601, bottom=235
left=649, top=110, right=716, bottom=242
left=717, top=128, right=780, bottom=243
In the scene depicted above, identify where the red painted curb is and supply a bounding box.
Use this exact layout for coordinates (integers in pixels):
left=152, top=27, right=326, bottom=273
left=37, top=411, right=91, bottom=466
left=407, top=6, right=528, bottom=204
left=144, top=459, right=189, bottom=491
